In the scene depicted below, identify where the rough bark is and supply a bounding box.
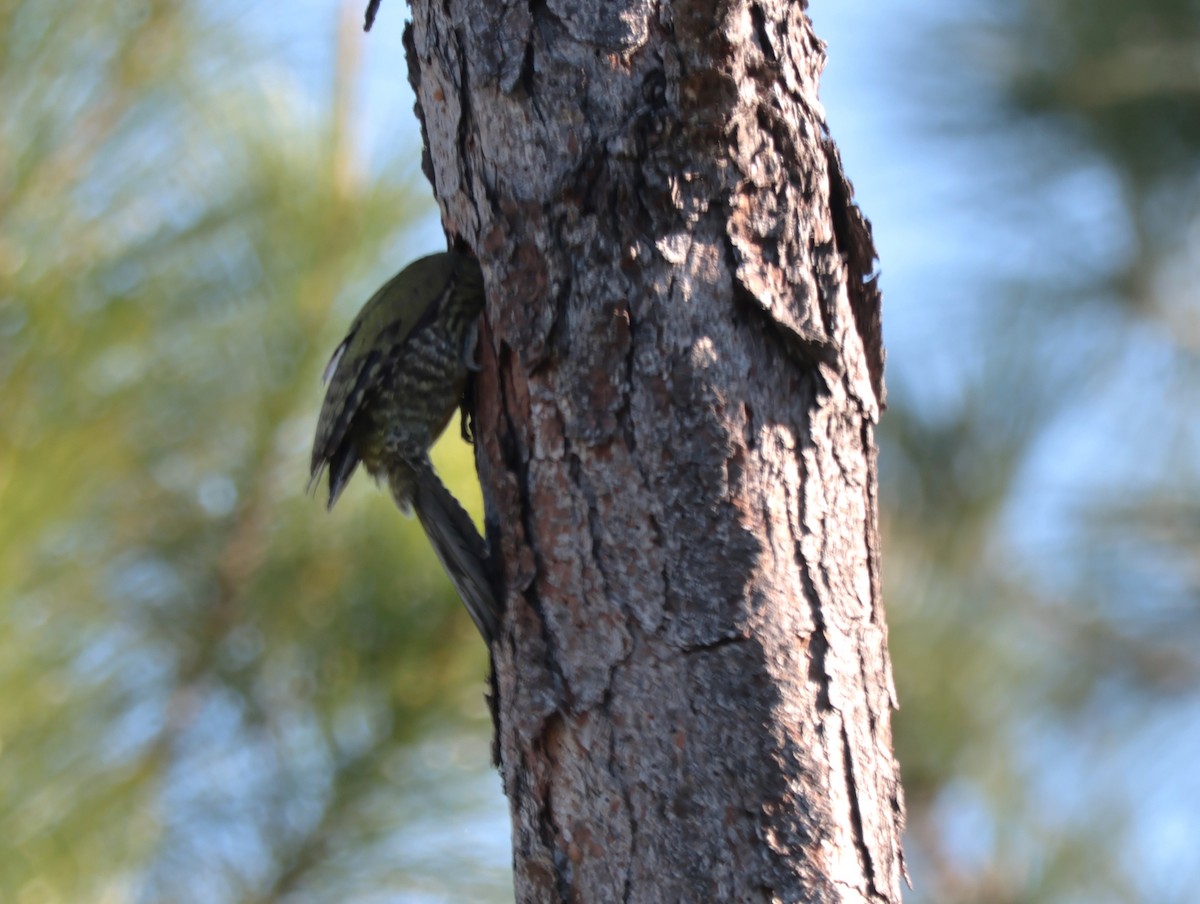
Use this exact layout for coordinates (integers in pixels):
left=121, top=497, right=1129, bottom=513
left=403, top=0, right=904, bottom=900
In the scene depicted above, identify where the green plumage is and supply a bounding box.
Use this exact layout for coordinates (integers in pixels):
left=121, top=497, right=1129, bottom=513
left=310, top=251, right=499, bottom=641
left=310, top=251, right=484, bottom=509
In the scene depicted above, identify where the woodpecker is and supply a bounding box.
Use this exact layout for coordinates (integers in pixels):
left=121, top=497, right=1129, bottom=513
left=310, top=251, right=499, bottom=643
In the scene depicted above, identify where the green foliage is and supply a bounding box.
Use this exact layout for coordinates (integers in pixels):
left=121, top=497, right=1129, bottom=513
left=0, top=2, right=497, bottom=901
left=871, top=1, right=1200, bottom=901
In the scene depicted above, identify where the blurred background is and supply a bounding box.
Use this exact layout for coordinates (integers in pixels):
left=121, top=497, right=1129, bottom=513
left=1, top=0, right=1196, bottom=901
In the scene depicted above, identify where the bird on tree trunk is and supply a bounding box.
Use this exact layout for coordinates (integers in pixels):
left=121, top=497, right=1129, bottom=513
left=309, top=251, right=499, bottom=643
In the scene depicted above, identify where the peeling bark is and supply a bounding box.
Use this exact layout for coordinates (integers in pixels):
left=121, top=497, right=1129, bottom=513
left=404, top=0, right=904, bottom=899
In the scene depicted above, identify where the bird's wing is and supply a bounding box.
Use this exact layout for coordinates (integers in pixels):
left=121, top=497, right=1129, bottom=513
left=308, top=261, right=456, bottom=505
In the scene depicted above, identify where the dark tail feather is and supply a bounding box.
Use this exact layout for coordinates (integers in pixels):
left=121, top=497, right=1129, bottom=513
left=411, top=466, right=501, bottom=644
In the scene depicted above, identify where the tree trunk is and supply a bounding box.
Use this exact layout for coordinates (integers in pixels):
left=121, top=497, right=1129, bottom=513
left=404, top=0, right=904, bottom=900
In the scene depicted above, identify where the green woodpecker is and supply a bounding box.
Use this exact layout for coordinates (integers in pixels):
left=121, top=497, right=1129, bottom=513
left=309, top=251, right=499, bottom=643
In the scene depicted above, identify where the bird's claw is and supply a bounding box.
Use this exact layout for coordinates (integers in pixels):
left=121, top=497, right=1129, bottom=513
left=462, top=320, right=481, bottom=372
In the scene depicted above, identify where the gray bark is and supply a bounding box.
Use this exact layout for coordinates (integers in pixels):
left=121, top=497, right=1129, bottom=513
left=404, top=0, right=904, bottom=900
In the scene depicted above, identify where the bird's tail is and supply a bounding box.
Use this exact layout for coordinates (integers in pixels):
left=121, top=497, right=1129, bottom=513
left=411, top=465, right=501, bottom=644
